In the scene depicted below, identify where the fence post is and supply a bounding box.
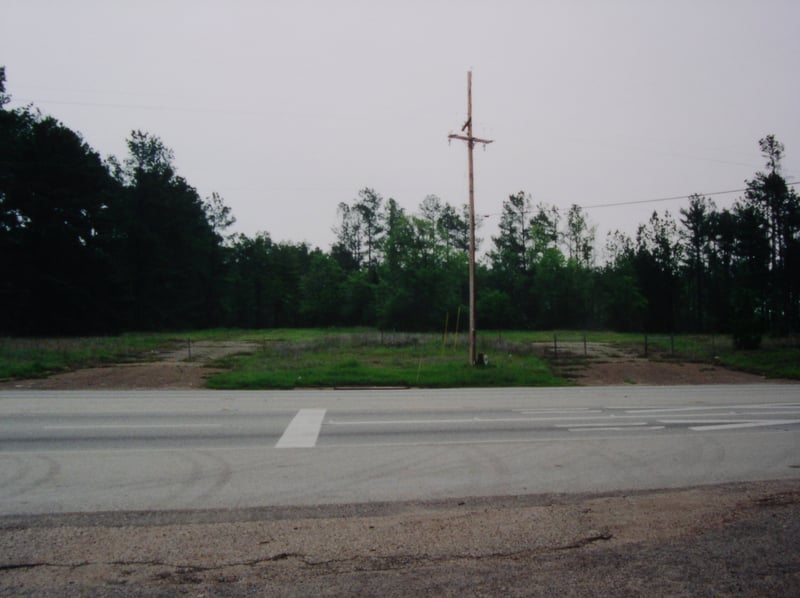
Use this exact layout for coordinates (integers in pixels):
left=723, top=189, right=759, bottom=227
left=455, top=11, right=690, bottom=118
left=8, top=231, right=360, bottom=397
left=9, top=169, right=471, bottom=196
left=553, top=334, right=558, bottom=360
left=583, top=333, right=587, bottom=357
left=442, top=312, right=449, bottom=356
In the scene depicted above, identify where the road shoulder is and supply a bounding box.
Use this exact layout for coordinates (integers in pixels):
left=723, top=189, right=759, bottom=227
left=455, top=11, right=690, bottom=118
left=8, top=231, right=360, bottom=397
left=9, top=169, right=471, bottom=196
left=2, top=479, right=798, bottom=596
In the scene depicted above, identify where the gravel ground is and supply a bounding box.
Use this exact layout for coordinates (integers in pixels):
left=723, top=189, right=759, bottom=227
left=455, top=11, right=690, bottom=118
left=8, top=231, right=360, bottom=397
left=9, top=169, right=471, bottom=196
left=1, top=480, right=799, bottom=596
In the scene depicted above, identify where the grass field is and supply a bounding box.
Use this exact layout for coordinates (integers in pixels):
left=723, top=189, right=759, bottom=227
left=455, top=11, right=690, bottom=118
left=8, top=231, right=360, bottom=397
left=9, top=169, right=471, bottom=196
left=717, top=348, right=800, bottom=379
left=1, top=329, right=798, bottom=388
left=205, top=331, right=566, bottom=389
left=0, top=334, right=174, bottom=381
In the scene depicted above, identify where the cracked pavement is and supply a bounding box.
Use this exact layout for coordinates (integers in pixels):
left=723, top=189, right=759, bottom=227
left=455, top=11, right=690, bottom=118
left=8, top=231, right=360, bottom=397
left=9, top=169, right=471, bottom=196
left=2, top=480, right=799, bottom=596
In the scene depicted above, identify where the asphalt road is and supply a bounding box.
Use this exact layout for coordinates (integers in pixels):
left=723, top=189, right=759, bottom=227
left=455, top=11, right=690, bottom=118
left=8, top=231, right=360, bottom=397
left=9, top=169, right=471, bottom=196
left=1, top=385, right=798, bottom=515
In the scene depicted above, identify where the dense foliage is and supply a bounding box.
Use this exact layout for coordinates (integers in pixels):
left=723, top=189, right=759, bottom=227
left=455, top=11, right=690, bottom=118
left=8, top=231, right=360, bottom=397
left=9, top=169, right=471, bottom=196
left=2, top=70, right=798, bottom=341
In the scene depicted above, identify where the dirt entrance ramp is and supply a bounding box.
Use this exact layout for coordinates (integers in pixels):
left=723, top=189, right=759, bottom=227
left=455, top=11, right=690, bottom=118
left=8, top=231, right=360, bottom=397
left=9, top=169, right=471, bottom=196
left=542, top=341, right=775, bottom=386
left=0, top=341, right=260, bottom=391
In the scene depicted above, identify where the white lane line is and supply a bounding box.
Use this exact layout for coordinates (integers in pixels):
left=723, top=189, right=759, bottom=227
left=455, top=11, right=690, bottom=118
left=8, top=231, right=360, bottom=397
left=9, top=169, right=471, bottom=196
left=626, top=403, right=800, bottom=414
left=327, top=415, right=648, bottom=426
left=43, top=424, right=221, bottom=430
left=514, top=408, right=602, bottom=414
left=658, top=419, right=750, bottom=425
left=276, top=409, right=327, bottom=448
left=328, top=418, right=476, bottom=426
left=556, top=422, right=648, bottom=428
left=688, top=419, right=800, bottom=432
left=657, top=418, right=800, bottom=431
left=625, top=406, right=728, bottom=414
left=730, top=410, right=800, bottom=416
left=567, top=426, right=665, bottom=433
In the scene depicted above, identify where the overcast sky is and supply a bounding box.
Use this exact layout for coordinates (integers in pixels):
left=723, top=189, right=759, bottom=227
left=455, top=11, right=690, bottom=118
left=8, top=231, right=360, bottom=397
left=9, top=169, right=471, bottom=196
left=3, top=0, right=799, bottom=255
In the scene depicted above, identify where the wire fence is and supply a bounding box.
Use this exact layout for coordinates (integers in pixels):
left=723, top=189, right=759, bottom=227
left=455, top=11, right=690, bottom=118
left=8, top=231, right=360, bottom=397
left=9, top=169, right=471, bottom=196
left=539, top=332, right=739, bottom=361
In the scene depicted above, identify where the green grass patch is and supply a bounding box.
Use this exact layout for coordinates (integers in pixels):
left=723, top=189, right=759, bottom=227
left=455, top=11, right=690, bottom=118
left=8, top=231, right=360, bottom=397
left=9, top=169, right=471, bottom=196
left=0, top=334, right=177, bottom=381
left=717, top=348, right=800, bottom=379
left=207, top=332, right=566, bottom=389
left=4, top=328, right=797, bottom=388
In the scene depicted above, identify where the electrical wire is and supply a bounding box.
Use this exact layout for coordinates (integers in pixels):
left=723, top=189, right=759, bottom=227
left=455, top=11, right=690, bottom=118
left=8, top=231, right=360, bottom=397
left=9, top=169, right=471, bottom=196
left=9, top=97, right=253, bottom=115
left=580, top=181, right=800, bottom=210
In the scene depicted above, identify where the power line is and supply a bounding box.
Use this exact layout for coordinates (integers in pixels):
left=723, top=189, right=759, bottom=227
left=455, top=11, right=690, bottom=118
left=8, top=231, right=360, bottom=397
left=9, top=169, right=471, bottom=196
left=10, top=97, right=250, bottom=115
left=580, top=181, right=800, bottom=210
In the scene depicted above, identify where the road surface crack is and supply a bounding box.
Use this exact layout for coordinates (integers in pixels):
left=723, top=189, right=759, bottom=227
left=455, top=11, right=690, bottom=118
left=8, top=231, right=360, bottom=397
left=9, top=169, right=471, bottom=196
left=554, top=531, right=614, bottom=550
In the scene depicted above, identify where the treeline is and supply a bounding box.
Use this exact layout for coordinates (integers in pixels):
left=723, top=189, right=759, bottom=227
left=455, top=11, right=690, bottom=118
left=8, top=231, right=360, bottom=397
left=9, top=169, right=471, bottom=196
left=1, top=69, right=798, bottom=343
left=482, top=134, right=800, bottom=345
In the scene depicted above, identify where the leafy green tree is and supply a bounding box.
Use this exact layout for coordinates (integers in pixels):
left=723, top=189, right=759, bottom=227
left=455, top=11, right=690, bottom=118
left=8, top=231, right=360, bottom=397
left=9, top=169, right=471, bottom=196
left=437, top=202, right=470, bottom=253
left=679, top=195, right=714, bottom=331
left=528, top=203, right=560, bottom=261
left=705, top=207, right=737, bottom=332
left=486, top=193, right=533, bottom=327
left=417, top=195, right=475, bottom=258
left=564, top=204, right=595, bottom=267
left=634, top=211, right=682, bottom=332
left=377, top=207, right=425, bottom=328
left=0, top=104, right=120, bottom=333
left=340, top=269, right=377, bottom=326
left=730, top=201, right=770, bottom=346
left=298, top=251, right=346, bottom=326
left=0, top=66, right=10, bottom=108
left=490, top=191, right=532, bottom=273
left=224, top=235, right=311, bottom=327
left=355, top=187, right=384, bottom=272
left=377, top=204, right=466, bottom=330
left=596, top=231, right=645, bottom=331
left=332, top=187, right=384, bottom=272
left=332, top=202, right=362, bottom=270
left=225, top=233, right=276, bottom=328
left=532, top=246, right=566, bottom=327
left=270, top=241, right=312, bottom=326
left=743, top=135, right=799, bottom=333
left=203, top=191, right=236, bottom=243
left=111, top=131, right=226, bottom=329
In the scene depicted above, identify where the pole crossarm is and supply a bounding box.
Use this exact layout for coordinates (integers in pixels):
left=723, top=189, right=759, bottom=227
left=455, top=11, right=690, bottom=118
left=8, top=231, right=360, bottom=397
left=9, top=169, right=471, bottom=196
left=448, top=133, right=494, bottom=146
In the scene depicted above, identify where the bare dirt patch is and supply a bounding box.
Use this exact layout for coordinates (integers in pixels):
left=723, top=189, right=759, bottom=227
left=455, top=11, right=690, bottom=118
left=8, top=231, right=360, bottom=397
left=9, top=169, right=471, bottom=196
left=544, top=341, right=784, bottom=386
left=0, top=339, right=792, bottom=390
left=568, top=356, right=775, bottom=386
left=0, top=341, right=260, bottom=391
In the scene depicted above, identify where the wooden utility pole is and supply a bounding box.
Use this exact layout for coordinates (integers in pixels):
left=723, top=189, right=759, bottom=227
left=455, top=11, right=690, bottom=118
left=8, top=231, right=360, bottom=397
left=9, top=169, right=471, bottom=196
left=449, top=71, right=493, bottom=366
